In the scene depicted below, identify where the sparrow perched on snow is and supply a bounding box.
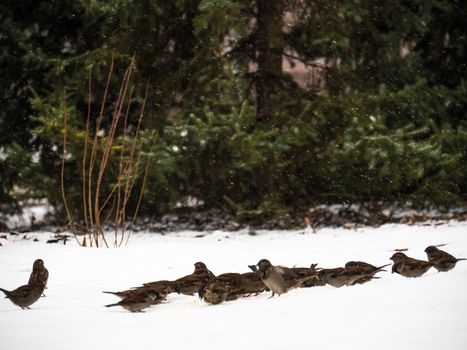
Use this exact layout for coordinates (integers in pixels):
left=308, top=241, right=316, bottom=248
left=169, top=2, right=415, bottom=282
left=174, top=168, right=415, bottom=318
left=318, top=268, right=346, bottom=287
left=390, top=252, right=434, bottom=278
left=140, top=280, right=179, bottom=296
left=344, top=261, right=389, bottom=274
left=238, top=271, right=268, bottom=295
left=199, top=271, right=267, bottom=302
left=201, top=280, right=230, bottom=305
left=0, top=283, right=44, bottom=309
left=343, top=261, right=389, bottom=284
left=424, top=246, right=467, bottom=272
left=198, top=273, right=241, bottom=300
left=28, top=259, right=49, bottom=296
left=290, top=264, right=326, bottom=287
left=318, top=263, right=382, bottom=288
left=255, top=259, right=317, bottom=297
left=212, top=273, right=242, bottom=286
left=103, top=287, right=166, bottom=305
left=193, top=262, right=216, bottom=279
left=103, top=289, right=139, bottom=299
left=174, top=272, right=212, bottom=295
left=174, top=262, right=215, bottom=295
left=317, top=268, right=371, bottom=287
left=105, top=290, right=160, bottom=312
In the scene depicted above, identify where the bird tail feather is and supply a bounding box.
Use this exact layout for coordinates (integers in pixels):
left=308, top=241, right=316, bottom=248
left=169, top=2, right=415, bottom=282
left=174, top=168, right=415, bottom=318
left=293, top=274, right=318, bottom=289
left=102, top=291, right=118, bottom=296
left=375, top=263, right=391, bottom=272
left=0, top=288, right=10, bottom=298
left=105, top=303, right=119, bottom=308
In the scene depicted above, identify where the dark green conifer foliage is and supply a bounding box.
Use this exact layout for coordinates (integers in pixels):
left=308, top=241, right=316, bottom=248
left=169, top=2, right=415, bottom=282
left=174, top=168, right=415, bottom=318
left=0, top=0, right=465, bottom=222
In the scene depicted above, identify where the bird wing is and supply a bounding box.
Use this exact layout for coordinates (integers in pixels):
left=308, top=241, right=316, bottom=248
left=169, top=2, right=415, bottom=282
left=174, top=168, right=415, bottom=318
left=276, top=266, right=299, bottom=280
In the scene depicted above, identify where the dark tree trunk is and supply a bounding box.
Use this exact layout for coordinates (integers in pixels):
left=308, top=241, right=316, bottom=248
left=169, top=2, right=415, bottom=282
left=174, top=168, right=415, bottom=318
left=255, top=0, right=284, bottom=123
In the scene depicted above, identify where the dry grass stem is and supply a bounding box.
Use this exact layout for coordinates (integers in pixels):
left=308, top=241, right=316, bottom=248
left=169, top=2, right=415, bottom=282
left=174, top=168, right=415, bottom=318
left=61, top=56, right=154, bottom=247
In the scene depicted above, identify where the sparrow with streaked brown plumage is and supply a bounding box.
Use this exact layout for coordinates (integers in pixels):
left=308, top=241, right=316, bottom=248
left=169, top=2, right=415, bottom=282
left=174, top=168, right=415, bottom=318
left=318, top=265, right=381, bottom=287
left=250, top=262, right=320, bottom=290
left=105, top=290, right=160, bottom=312
left=212, top=273, right=242, bottom=286
left=140, top=280, right=179, bottom=297
left=103, top=289, right=141, bottom=299
left=202, top=280, right=230, bottom=305
left=344, top=261, right=390, bottom=275
left=343, top=261, right=389, bottom=284
left=28, top=259, right=49, bottom=296
left=1, top=282, right=44, bottom=309
left=390, top=252, right=434, bottom=278
left=193, top=262, right=216, bottom=279
left=103, top=286, right=166, bottom=305
left=199, top=270, right=268, bottom=302
left=255, top=259, right=318, bottom=297
left=238, top=271, right=268, bottom=295
left=424, top=246, right=467, bottom=272
left=199, top=273, right=242, bottom=300
left=290, top=263, right=325, bottom=287
left=318, top=267, right=346, bottom=287
left=174, top=262, right=215, bottom=295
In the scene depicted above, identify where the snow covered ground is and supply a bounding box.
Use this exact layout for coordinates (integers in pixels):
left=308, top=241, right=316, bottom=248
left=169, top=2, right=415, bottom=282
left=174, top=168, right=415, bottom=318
left=1, top=222, right=466, bottom=350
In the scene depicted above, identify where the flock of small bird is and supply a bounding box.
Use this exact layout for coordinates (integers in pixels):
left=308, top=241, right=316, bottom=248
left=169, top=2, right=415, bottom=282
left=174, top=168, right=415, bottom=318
left=0, top=246, right=465, bottom=312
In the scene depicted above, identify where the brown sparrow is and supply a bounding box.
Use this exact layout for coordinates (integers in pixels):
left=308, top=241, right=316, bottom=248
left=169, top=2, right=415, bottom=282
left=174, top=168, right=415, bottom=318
left=343, top=261, right=389, bottom=284
left=238, top=271, right=268, bottom=295
left=344, top=261, right=390, bottom=274
left=317, top=268, right=352, bottom=287
left=390, top=252, right=434, bottom=278
left=140, top=280, right=179, bottom=296
left=28, top=259, right=49, bottom=296
left=250, top=262, right=319, bottom=290
left=202, top=281, right=230, bottom=305
left=105, top=290, right=159, bottom=312
left=212, top=273, right=243, bottom=286
left=198, top=273, right=242, bottom=300
left=255, top=259, right=317, bottom=297
left=290, top=264, right=325, bottom=287
left=318, top=266, right=380, bottom=287
left=200, top=271, right=265, bottom=301
left=174, top=265, right=214, bottom=296
left=425, top=246, right=467, bottom=272
left=171, top=262, right=216, bottom=296
left=1, top=283, right=44, bottom=309
left=193, top=262, right=216, bottom=279
left=103, top=287, right=166, bottom=304
left=103, top=289, right=138, bottom=299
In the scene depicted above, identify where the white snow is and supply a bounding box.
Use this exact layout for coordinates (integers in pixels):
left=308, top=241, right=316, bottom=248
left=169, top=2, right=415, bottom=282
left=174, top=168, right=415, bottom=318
left=1, top=222, right=467, bottom=350
left=5, top=199, right=54, bottom=229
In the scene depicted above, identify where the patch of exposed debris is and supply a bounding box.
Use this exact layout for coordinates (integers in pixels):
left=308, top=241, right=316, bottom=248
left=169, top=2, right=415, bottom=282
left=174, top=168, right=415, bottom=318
left=136, top=208, right=244, bottom=232
left=1, top=204, right=466, bottom=237
left=118, top=205, right=467, bottom=233
left=302, top=205, right=466, bottom=232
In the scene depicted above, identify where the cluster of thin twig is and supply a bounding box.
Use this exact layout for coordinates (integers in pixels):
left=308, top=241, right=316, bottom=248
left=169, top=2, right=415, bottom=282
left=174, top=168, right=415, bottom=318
left=61, top=56, right=156, bottom=247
